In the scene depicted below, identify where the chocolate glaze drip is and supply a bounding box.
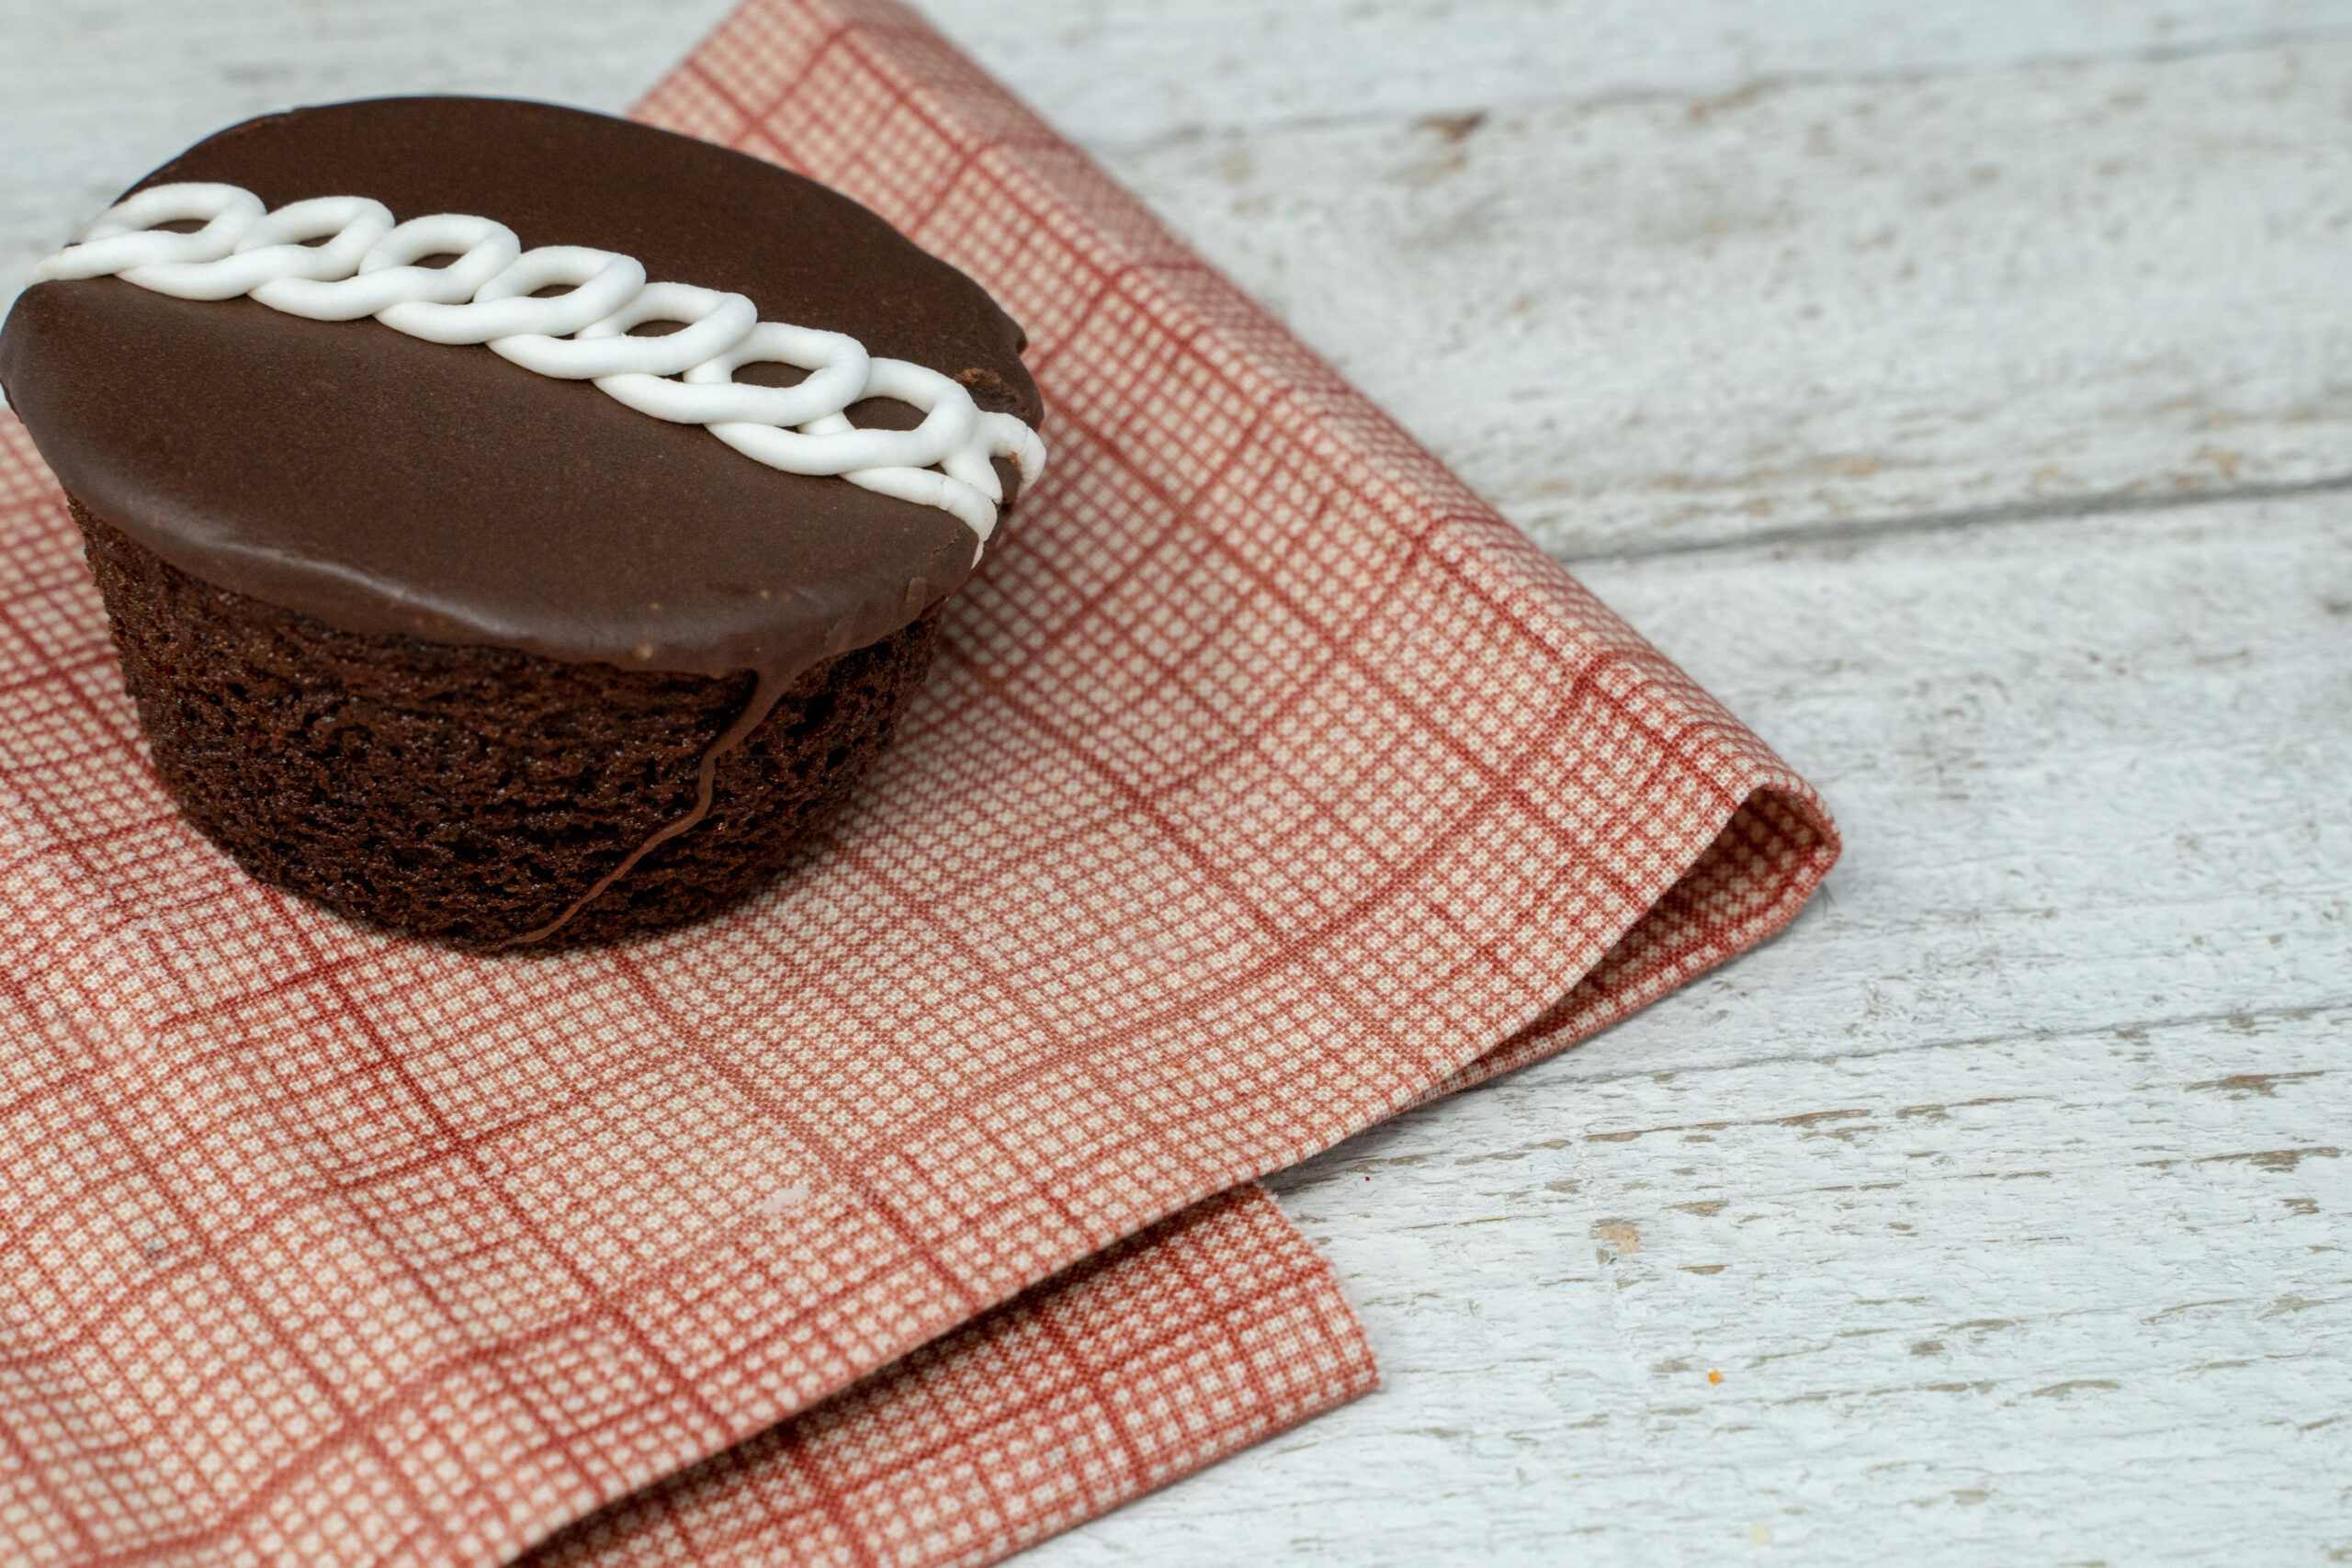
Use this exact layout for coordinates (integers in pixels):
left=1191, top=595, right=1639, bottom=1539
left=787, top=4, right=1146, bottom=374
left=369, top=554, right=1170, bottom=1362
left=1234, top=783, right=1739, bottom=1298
left=0, top=97, right=1040, bottom=941
left=503, top=666, right=793, bottom=947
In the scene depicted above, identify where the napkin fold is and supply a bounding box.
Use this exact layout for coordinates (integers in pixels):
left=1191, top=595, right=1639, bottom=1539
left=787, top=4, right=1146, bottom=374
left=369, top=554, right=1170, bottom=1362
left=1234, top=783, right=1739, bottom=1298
left=0, top=1, right=1838, bottom=1563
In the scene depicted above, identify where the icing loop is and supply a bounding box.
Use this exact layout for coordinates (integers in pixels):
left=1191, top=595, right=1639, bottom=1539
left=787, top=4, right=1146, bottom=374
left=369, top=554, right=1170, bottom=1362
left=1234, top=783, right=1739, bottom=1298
left=35, top=184, right=265, bottom=278
left=30, top=184, right=1046, bottom=542
left=126, top=196, right=395, bottom=301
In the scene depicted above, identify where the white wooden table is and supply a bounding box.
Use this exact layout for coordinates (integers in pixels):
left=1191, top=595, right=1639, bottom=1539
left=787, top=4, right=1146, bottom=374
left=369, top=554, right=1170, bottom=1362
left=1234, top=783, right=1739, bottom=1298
left=6, top=2, right=2348, bottom=1561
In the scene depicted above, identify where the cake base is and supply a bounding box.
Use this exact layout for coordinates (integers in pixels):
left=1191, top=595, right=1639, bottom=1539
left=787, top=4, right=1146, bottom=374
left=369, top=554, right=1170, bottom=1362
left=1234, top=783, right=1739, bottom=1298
left=76, top=503, right=940, bottom=948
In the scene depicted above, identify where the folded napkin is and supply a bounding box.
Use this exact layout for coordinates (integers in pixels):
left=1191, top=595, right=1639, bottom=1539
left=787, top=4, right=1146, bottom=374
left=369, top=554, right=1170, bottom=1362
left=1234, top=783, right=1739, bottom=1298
left=0, top=1, right=1838, bottom=1562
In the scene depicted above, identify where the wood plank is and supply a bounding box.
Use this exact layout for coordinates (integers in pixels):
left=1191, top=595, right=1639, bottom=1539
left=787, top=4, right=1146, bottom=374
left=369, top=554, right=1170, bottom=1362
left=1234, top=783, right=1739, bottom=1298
left=1030, top=495, right=2352, bottom=1563
left=912, top=0, right=2352, bottom=143
left=1088, top=39, right=2352, bottom=556
left=1560, top=493, right=2352, bottom=1074
left=1114, top=1011, right=2343, bottom=1563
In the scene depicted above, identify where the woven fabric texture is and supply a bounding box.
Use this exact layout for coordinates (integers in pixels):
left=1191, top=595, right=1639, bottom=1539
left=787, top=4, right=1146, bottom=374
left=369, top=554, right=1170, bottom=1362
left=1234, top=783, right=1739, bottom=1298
left=0, top=1, right=1838, bottom=1563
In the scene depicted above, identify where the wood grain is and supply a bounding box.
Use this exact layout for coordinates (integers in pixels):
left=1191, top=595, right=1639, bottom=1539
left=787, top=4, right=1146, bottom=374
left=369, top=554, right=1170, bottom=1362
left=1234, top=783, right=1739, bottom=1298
left=1566, top=498, right=2352, bottom=1071
left=4, top=1, right=2347, bottom=1562
left=1086, top=38, right=2352, bottom=557
left=917, top=0, right=2352, bottom=144
left=1245, top=1007, right=2349, bottom=1562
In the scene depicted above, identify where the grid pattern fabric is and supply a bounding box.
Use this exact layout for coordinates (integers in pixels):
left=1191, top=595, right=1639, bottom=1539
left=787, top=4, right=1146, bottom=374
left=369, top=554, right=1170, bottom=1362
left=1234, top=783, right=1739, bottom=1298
left=0, top=1, right=1839, bottom=1563
left=516, top=1185, right=1374, bottom=1568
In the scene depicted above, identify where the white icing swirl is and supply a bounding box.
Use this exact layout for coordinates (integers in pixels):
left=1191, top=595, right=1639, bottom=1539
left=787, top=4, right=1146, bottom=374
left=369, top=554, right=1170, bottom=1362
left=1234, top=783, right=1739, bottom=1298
left=29, top=183, right=1046, bottom=542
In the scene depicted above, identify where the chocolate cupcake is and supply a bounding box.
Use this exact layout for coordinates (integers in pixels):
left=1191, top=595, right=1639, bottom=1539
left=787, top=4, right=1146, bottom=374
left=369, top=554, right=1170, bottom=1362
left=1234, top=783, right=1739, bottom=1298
left=0, top=96, right=1045, bottom=947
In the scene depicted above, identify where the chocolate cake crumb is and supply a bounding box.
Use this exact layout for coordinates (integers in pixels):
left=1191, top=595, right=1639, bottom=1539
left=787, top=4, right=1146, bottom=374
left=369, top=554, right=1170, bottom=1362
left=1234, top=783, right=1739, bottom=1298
left=77, top=503, right=938, bottom=948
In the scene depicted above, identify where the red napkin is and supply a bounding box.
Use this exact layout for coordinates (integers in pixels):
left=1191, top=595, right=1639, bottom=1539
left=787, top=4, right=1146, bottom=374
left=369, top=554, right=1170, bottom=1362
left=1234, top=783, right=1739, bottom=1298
left=0, top=1, right=1838, bottom=1562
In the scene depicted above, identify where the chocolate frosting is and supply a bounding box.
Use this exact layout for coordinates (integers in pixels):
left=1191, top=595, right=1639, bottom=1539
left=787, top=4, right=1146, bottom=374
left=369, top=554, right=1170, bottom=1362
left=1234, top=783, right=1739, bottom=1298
left=0, top=96, right=1042, bottom=683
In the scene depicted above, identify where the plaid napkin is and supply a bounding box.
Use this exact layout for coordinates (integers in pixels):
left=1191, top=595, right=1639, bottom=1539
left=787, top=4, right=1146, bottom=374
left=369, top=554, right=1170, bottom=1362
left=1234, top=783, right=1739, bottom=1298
left=0, top=1, right=1838, bottom=1562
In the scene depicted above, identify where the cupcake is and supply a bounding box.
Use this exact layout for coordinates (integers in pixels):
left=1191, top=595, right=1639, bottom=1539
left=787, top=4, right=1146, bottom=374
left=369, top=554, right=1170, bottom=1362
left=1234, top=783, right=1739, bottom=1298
left=0, top=96, right=1044, bottom=947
